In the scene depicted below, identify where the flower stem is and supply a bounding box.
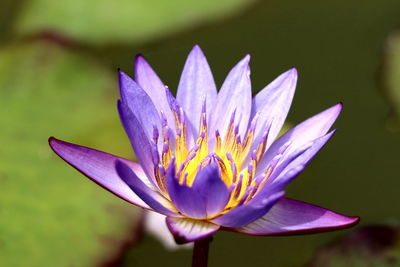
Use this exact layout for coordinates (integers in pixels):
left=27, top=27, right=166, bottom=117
left=192, top=236, right=212, bottom=267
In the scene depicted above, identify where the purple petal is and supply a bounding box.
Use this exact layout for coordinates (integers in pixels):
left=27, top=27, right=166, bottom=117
left=209, top=55, right=252, bottom=143
left=166, top=217, right=220, bottom=244
left=213, top=131, right=335, bottom=229
left=250, top=68, right=297, bottom=150
left=166, top=161, right=229, bottom=219
left=115, top=161, right=178, bottom=216
left=231, top=198, right=359, bottom=235
left=257, top=103, right=342, bottom=176
left=212, top=191, right=284, bottom=228
left=119, top=71, right=161, bottom=139
left=48, top=137, right=150, bottom=209
left=134, top=55, right=176, bottom=132
left=118, top=101, right=158, bottom=187
left=191, top=161, right=230, bottom=217
left=270, top=130, right=336, bottom=187
left=177, top=45, right=217, bottom=135
left=253, top=131, right=336, bottom=203
left=166, top=163, right=207, bottom=219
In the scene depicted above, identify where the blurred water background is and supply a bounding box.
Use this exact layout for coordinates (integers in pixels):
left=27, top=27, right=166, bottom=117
left=1, top=0, right=400, bottom=266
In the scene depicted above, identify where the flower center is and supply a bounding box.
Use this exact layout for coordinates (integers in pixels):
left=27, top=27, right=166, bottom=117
left=151, top=100, right=280, bottom=213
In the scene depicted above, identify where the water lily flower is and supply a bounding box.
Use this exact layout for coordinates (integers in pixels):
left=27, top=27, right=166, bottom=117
left=49, top=45, right=359, bottom=245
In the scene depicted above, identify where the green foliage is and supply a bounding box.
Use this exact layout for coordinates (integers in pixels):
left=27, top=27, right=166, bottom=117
left=383, top=33, right=400, bottom=130
left=15, top=0, right=253, bottom=44
left=0, top=41, right=141, bottom=266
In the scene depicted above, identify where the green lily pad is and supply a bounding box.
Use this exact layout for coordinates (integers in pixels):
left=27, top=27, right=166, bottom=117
left=15, top=0, right=254, bottom=45
left=0, top=40, right=141, bottom=266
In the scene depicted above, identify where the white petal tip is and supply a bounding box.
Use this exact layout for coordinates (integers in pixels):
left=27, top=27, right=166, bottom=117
left=289, top=67, right=298, bottom=76
left=192, top=44, right=203, bottom=52
left=134, top=54, right=146, bottom=62
left=243, top=54, right=251, bottom=62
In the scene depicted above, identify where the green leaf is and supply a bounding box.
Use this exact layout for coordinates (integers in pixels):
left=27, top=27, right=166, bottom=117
left=0, top=40, right=141, bottom=266
left=15, top=0, right=254, bottom=45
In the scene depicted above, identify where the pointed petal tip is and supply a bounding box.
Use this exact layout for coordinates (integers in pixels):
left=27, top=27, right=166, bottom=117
left=328, top=212, right=361, bottom=228
left=48, top=136, right=59, bottom=152
left=235, top=54, right=251, bottom=66
left=118, top=69, right=128, bottom=76
left=118, top=70, right=135, bottom=97
left=333, top=102, right=344, bottom=113
left=234, top=54, right=251, bottom=75
left=287, top=67, right=297, bottom=75
left=272, top=67, right=297, bottom=84
left=118, top=70, right=130, bottom=83
left=243, top=53, right=251, bottom=63
left=134, top=53, right=145, bottom=62
left=315, top=214, right=360, bottom=231
left=326, top=128, right=337, bottom=137
left=48, top=136, right=56, bottom=143
left=349, top=215, right=360, bottom=224
left=282, top=67, right=298, bottom=84
left=191, top=44, right=204, bottom=54
left=323, top=102, right=343, bottom=117
left=289, top=67, right=298, bottom=77
left=48, top=136, right=63, bottom=151
left=134, top=54, right=149, bottom=76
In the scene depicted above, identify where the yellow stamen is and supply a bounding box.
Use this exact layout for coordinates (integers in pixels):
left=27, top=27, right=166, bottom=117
left=153, top=104, right=273, bottom=217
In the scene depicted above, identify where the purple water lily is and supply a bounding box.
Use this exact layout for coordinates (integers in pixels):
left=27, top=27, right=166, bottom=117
left=49, top=45, right=359, bottom=245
